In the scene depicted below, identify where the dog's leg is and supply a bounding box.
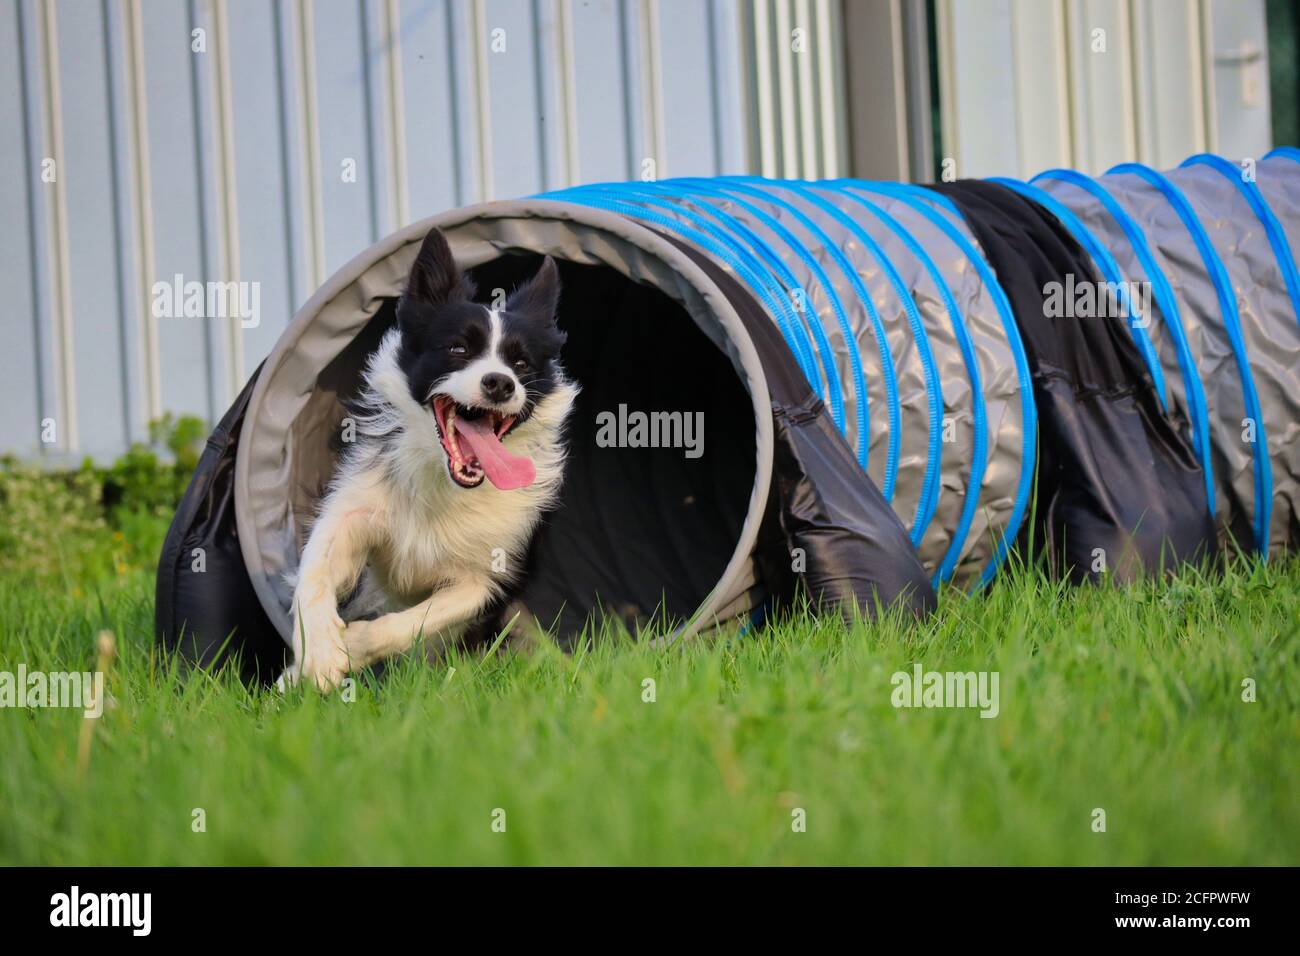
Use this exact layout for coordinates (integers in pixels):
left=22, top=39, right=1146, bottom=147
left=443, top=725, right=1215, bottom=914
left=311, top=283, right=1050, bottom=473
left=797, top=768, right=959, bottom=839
left=340, top=575, right=495, bottom=668
left=286, top=503, right=373, bottom=690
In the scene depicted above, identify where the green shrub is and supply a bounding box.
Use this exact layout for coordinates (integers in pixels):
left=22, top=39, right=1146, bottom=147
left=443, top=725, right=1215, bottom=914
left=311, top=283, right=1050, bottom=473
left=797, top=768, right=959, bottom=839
left=0, top=457, right=109, bottom=582
left=0, top=414, right=205, bottom=584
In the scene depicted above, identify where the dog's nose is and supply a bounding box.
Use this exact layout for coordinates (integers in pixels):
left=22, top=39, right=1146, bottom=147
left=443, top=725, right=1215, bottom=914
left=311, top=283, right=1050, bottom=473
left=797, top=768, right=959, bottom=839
left=480, top=372, right=515, bottom=403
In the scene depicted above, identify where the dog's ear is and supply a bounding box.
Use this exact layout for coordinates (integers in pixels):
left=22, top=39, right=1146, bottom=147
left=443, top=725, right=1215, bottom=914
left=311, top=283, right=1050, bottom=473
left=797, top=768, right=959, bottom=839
left=406, top=227, right=476, bottom=304
left=505, top=256, right=561, bottom=322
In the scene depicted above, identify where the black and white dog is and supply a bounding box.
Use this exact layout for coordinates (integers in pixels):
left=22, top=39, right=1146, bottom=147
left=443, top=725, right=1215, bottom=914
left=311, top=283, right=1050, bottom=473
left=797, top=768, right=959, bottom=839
left=285, top=228, right=577, bottom=689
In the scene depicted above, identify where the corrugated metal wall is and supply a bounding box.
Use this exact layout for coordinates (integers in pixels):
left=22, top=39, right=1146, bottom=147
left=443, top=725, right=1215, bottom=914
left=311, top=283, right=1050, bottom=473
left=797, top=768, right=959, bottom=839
left=3, top=0, right=1278, bottom=461
left=740, top=0, right=848, bottom=179
left=3, top=0, right=755, bottom=460
left=935, top=0, right=1274, bottom=179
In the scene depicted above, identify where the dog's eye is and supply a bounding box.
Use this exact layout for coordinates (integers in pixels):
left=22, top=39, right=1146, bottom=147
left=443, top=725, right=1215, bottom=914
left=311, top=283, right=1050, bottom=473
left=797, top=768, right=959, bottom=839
left=448, top=345, right=467, bottom=356
left=513, top=359, right=529, bottom=371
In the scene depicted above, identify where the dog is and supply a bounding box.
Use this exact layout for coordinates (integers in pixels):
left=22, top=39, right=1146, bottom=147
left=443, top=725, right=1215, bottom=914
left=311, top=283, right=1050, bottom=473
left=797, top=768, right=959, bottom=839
left=284, top=227, right=577, bottom=689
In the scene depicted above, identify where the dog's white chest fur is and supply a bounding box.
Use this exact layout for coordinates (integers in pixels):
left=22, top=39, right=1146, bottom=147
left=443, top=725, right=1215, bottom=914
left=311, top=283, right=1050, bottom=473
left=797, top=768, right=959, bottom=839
left=364, top=452, right=562, bottom=602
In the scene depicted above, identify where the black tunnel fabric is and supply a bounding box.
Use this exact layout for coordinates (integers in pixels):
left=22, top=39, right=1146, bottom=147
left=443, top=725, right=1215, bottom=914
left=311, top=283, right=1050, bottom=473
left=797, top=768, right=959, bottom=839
left=661, top=234, right=936, bottom=621
left=930, top=181, right=1216, bottom=579
left=155, top=364, right=287, bottom=684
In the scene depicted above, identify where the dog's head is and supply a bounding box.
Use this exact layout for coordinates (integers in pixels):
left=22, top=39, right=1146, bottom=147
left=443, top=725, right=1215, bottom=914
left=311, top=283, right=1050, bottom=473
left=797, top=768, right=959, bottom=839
left=395, top=227, right=568, bottom=490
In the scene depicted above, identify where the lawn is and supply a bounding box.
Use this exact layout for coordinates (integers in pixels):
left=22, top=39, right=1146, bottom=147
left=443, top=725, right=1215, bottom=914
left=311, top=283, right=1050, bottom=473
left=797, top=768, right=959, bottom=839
left=0, top=509, right=1297, bottom=866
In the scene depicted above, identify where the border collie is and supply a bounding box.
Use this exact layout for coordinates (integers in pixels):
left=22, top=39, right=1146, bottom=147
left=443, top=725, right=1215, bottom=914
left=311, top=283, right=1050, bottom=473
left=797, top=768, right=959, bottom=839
left=284, top=227, right=577, bottom=689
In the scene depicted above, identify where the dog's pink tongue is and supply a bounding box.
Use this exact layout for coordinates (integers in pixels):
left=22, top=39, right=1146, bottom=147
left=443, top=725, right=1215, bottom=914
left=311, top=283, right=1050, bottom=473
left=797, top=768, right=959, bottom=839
left=454, top=416, right=535, bottom=490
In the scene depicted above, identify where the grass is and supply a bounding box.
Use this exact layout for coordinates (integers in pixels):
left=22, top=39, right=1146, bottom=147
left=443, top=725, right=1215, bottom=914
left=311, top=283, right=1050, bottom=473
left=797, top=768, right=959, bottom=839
left=0, top=514, right=1297, bottom=866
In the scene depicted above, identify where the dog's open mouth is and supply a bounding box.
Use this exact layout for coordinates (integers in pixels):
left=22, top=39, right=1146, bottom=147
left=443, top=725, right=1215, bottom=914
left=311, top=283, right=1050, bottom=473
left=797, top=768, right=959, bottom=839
left=431, top=395, right=535, bottom=490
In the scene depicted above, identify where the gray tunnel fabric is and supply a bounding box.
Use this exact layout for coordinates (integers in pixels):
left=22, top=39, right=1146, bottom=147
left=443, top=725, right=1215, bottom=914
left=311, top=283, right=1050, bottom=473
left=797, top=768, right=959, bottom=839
left=1034, top=156, right=1300, bottom=556
left=548, top=180, right=1037, bottom=589
left=174, top=153, right=1296, bottom=663
left=545, top=159, right=1298, bottom=584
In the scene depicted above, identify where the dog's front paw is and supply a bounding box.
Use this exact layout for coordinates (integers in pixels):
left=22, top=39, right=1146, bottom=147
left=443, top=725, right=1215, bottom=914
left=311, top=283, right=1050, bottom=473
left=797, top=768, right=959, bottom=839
left=340, top=618, right=383, bottom=669
left=290, top=602, right=351, bottom=691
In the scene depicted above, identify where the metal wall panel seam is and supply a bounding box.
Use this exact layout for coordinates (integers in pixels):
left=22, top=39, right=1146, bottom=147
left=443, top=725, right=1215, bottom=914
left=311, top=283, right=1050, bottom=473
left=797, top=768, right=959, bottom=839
left=38, top=0, right=77, bottom=451
left=212, top=0, right=244, bottom=392
left=640, top=0, right=665, bottom=179
left=1128, top=0, right=1153, bottom=163
left=1009, top=0, right=1028, bottom=175
left=469, top=0, right=492, bottom=199
left=618, top=0, right=640, bottom=179
left=1186, top=0, right=1208, bottom=153
left=444, top=0, right=469, bottom=205
left=383, top=0, right=409, bottom=227
left=1055, top=0, right=1075, bottom=170
left=1196, top=0, right=1217, bottom=153
left=556, top=0, right=581, bottom=186
left=358, top=0, right=383, bottom=241
left=1120, top=0, right=1139, bottom=165
left=935, top=0, right=958, bottom=175
left=706, top=0, right=725, bottom=175
left=102, top=0, right=142, bottom=443
left=1064, top=0, right=1091, bottom=170
left=123, top=0, right=159, bottom=420
left=531, top=1, right=549, bottom=188
left=17, top=0, right=53, bottom=452
left=773, top=0, right=797, bottom=176
left=814, top=0, right=840, bottom=178
left=1059, top=0, right=1078, bottom=169
left=295, top=0, right=325, bottom=286
left=793, top=0, right=818, bottom=177
left=188, top=0, right=222, bottom=421
left=271, top=0, right=303, bottom=311
left=751, top=0, right=777, bottom=176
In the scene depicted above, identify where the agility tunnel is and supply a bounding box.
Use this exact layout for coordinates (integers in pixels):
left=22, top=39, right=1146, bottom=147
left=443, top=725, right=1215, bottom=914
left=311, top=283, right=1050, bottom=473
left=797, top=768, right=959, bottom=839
left=157, top=150, right=1300, bottom=682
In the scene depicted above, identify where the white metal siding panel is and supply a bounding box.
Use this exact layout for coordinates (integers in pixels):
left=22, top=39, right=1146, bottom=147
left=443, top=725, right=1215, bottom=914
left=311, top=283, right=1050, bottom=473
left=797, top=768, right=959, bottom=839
left=1010, top=0, right=1072, bottom=175
left=1066, top=0, right=1138, bottom=174
left=1131, top=0, right=1208, bottom=167
left=1208, top=0, right=1272, bottom=157
left=2, top=0, right=748, bottom=459
left=936, top=0, right=1268, bottom=178
left=0, top=0, right=43, bottom=455
left=939, top=0, right=1020, bottom=178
